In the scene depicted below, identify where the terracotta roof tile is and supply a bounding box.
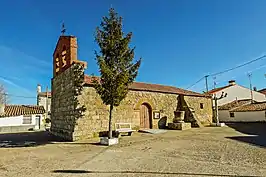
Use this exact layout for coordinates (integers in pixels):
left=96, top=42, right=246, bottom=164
left=231, top=102, right=266, bottom=112
left=0, top=105, right=45, bottom=117
left=38, top=92, right=51, bottom=97
left=258, top=88, right=266, bottom=95
left=208, top=85, right=233, bottom=94
left=84, top=75, right=208, bottom=97
left=218, top=99, right=252, bottom=110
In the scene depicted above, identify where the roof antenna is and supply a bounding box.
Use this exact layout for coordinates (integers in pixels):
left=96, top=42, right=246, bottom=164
left=61, top=22, right=66, bottom=36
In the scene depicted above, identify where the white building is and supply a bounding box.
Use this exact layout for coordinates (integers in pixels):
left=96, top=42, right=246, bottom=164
left=0, top=105, right=45, bottom=132
left=208, top=80, right=266, bottom=106
left=37, top=84, right=51, bottom=119
left=218, top=100, right=266, bottom=122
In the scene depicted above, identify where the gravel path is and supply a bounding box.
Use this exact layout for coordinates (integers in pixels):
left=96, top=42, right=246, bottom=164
left=0, top=123, right=265, bottom=177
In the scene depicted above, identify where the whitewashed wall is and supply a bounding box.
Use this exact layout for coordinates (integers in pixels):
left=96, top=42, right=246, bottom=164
left=218, top=110, right=230, bottom=122
left=0, top=114, right=43, bottom=129
left=219, top=110, right=266, bottom=122
left=38, top=96, right=51, bottom=112
left=214, top=85, right=266, bottom=106
left=234, top=111, right=266, bottom=122
left=0, top=115, right=23, bottom=126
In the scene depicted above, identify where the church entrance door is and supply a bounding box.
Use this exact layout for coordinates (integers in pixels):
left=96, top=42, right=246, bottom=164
left=140, top=103, right=152, bottom=129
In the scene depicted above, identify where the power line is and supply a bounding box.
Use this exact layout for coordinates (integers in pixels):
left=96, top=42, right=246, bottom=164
left=186, top=76, right=205, bottom=89
left=187, top=55, right=266, bottom=90
left=210, top=55, right=266, bottom=77
left=3, top=93, right=36, bottom=99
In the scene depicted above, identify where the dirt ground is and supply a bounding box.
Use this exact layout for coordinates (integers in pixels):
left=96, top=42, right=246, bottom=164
left=0, top=123, right=266, bottom=177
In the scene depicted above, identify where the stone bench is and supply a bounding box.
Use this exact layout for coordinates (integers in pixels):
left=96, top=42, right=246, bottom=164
left=115, top=123, right=135, bottom=137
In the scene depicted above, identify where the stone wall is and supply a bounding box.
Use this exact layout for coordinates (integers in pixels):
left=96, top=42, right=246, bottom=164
left=184, top=96, right=213, bottom=125
left=50, top=64, right=85, bottom=141
left=73, top=86, right=213, bottom=140
left=51, top=64, right=213, bottom=141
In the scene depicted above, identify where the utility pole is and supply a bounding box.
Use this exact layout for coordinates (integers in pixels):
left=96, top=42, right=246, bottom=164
left=248, top=73, right=253, bottom=102
left=205, top=75, right=209, bottom=93
left=213, top=76, right=217, bottom=90
left=46, top=86, right=49, bottom=120
left=214, top=92, right=227, bottom=125
left=213, top=77, right=219, bottom=124
left=212, top=77, right=227, bottom=125
left=214, top=97, right=219, bottom=124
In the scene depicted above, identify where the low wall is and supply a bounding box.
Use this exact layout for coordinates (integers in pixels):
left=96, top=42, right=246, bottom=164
left=0, top=116, right=23, bottom=126
left=219, top=110, right=266, bottom=122
left=0, top=115, right=43, bottom=130
left=0, top=125, right=35, bottom=133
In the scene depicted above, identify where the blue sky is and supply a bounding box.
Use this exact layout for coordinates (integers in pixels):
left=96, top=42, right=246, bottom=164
left=1, top=0, right=266, bottom=104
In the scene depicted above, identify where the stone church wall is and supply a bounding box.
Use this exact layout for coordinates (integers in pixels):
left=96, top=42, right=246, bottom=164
left=74, top=87, right=178, bottom=139
left=50, top=65, right=213, bottom=141
left=184, top=96, right=213, bottom=125
left=74, top=87, right=213, bottom=140
left=50, top=64, right=85, bottom=141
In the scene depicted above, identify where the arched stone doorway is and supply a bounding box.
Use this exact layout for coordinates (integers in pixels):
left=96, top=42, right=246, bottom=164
left=140, top=103, right=152, bottom=129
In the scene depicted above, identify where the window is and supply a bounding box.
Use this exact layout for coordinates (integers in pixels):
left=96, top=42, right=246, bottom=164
left=230, top=112, right=235, bottom=118
left=62, top=46, right=67, bottom=67
left=55, top=54, right=60, bottom=73
left=200, top=103, right=204, bottom=109
left=23, top=115, right=32, bottom=124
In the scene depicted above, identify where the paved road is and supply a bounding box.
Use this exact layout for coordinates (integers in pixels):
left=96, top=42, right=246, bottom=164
left=0, top=123, right=265, bottom=177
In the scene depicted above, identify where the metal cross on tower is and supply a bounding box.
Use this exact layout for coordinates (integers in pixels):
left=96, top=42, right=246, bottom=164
left=61, top=22, right=66, bottom=36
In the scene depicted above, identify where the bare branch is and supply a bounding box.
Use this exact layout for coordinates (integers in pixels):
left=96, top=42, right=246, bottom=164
left=0, top=84, right=6, bottom=104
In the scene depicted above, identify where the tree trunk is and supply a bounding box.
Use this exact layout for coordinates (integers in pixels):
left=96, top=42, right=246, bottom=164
left=108, top=104, right=114, bottom=139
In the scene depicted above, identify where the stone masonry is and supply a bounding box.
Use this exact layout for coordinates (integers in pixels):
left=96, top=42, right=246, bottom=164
left=73, top=87, right=212, bottom=140
left=50, top=64, right=85, bottom=141
left=51, top=63, right=213, bottom=141
left=50, top=34, right=213, bottom=141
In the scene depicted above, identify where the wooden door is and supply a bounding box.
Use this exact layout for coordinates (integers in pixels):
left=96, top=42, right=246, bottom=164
left=35, top=116, right=41, bottom=129
left=140, top=104, right=151, bottom=129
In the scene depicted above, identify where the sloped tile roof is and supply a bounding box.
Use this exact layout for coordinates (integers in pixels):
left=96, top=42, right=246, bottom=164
left=208, top=85, right=233, bottom=94
left=258, top=88, right=266, bottom=95
left=38, top=92, right=51, bottom=97
left=0, top=105, right=45, bottom=117
left=84, top=75, right=208, bottom=97
left=230, top=102, right=266, bottom=112
left=218, top=99, right=252, bottom=110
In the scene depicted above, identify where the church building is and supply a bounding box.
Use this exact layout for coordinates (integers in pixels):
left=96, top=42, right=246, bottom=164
left=50, top=34, right=213, bottom=141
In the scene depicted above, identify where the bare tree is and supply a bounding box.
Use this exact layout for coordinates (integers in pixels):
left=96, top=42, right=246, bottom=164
left=0, top=84, right=6, bottom=105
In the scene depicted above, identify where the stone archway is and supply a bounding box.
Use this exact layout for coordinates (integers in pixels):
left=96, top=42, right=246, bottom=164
left=134, top=98, right=155, bottom=110
left=140, top=103, right=152, bottom=129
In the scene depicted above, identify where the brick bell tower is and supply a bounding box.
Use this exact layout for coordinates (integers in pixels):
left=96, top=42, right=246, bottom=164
left=50, top=24, right=88, bottom=140
left=53, top=23, right=87, bottom=77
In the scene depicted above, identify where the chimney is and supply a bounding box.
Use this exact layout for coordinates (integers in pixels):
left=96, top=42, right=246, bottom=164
left=228, top=80, right=236, bottom=86
left=37, top=84, right=41, bottom=93
left=253, top=87, right=257, bottom=91
left=0, top=104, right=4, bottom=115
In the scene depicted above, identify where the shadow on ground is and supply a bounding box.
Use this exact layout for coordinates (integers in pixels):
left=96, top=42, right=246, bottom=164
left=0, top=131, right=67, bottom=148
left=52, top=170, right=260, bottom=177
left=226, top=122, right=266, bottom=148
